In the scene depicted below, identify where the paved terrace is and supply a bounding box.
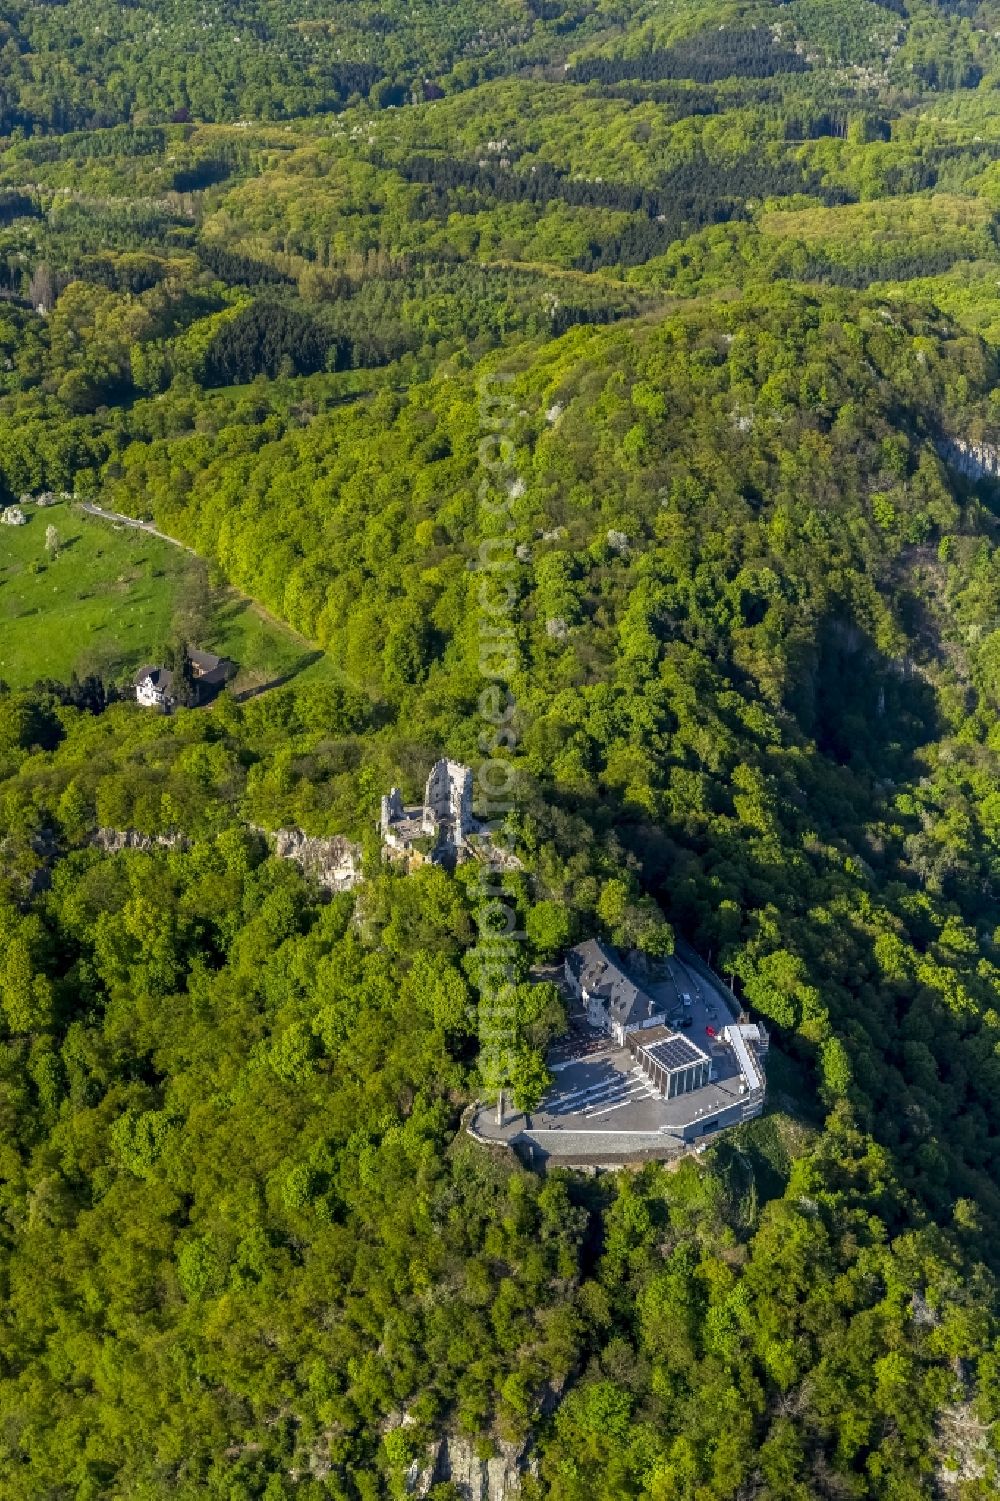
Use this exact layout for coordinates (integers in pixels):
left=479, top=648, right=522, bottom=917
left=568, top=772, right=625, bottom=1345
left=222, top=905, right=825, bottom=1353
left=472, top=945, right=752, bottom=1165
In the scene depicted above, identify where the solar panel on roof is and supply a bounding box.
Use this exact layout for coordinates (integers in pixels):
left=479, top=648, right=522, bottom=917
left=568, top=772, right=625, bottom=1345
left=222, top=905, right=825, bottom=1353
left=643, top=1035, right=704, bottom=1072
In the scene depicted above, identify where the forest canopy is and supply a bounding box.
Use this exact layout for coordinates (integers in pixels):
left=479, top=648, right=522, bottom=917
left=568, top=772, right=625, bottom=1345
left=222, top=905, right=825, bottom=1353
left=4, top=0, right=1000, bottom=1496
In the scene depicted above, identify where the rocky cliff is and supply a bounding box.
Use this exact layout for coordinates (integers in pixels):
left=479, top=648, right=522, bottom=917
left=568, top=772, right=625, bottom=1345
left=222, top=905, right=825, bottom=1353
left=93, top=828, right=190, bottom=853
left=255, top=827, right=362, bottom=892
left=406, top=1436, right=531, bottom=1500
left=92, top=825, right=361, bottom=892
left=938, top=436, right=1000, bottom=482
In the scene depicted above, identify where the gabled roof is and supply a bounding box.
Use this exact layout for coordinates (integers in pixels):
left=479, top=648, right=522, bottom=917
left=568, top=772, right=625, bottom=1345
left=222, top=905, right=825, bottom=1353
left=189, top=649, right=226, bottom=675
left=194, top=663, right=231, bottom=687
left=567, top=938, right=661, bottom=1029
left=135, top=665, right=173, bottom=691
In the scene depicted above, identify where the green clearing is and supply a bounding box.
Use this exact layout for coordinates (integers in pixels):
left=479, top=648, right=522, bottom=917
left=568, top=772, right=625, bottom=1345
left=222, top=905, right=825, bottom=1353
left=0, top=502, right=338, bottom=693
left=206, top=593, right=342, bottom=697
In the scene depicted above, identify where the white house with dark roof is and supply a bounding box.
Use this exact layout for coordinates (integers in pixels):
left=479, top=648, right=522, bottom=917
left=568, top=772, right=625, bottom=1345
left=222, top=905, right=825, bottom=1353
left=135, top=664, right=175, bottom=710
left=564, top=938, right=666, bottom=1045
left=134, top=650, right=233, bottom=712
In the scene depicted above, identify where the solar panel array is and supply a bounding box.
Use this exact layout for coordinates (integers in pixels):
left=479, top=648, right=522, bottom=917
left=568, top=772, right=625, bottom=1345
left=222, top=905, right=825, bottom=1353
left=644, top=1035, right=704, bottom=1072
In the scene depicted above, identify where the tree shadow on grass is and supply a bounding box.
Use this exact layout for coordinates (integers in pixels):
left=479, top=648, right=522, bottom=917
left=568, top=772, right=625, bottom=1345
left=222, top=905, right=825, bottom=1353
left=230, top=650, right=326, bottom=702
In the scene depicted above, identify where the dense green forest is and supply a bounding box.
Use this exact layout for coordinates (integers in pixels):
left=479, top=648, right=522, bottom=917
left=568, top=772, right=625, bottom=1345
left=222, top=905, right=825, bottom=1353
left=7, top=0, right=1000, bottom=1497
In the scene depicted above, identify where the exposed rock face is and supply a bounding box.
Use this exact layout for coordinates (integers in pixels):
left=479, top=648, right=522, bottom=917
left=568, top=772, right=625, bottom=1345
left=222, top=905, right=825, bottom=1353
left=406, top=1437, right=528, bottom=1500
left=935, top=1400, right=990, bottom=1490
left=93, top=826, right=360, bottom=892
left=938, top=437, right=1000, bottom=482
left=93, top=828, right=190, bottom=853
left=262, top=828, right=362, bottom=892
left=437, top=1439, right=522, bottom=1501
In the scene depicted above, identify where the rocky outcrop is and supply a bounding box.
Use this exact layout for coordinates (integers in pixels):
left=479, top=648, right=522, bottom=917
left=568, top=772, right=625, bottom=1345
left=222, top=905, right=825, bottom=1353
left=938, top=437, right=1000, bottom=482
left=935, top=1399, right=990, bottom=1491
left=406, top=1436, right=531, bottom=1500
left=259, top=827, right=362, bottom=892
left=93, top=828, right=190, bottom=853
left=92, top=825, right=361, bottom=892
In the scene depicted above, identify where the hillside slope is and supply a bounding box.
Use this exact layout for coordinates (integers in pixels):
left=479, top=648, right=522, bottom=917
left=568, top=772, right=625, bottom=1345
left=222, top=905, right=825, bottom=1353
left=5, top=2, right=1000, bottom=1498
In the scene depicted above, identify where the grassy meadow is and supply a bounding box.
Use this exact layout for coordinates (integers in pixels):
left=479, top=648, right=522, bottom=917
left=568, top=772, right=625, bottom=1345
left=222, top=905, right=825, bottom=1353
left=0, top=502, right=337, bottom=694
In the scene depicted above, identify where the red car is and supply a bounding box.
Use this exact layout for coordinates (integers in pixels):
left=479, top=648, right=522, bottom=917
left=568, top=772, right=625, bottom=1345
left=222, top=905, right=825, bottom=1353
left=705, top=1025, right=716, bottom=1038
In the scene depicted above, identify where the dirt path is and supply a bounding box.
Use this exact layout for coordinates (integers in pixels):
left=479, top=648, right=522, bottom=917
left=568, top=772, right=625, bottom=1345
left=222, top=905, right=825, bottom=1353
left=79, top=501, right=199, bottom=555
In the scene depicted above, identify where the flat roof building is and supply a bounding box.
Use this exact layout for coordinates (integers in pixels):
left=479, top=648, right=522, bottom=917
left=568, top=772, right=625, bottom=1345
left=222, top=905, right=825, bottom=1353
left=473, top=939, right=769, bottom=1165
left=635, top=1028, right=712, bottom=1099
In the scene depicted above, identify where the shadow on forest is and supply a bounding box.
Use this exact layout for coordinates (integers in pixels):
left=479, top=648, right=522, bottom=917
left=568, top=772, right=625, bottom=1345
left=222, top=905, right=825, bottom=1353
left=789, top=616, right=942, bottom=778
